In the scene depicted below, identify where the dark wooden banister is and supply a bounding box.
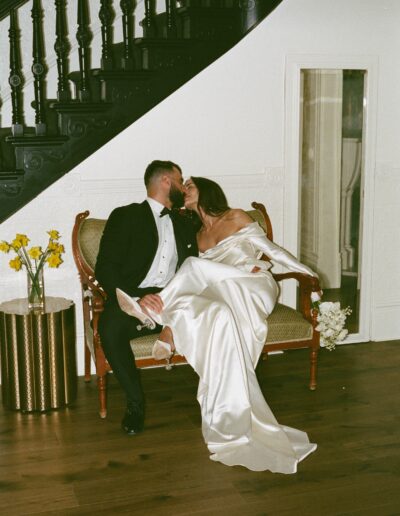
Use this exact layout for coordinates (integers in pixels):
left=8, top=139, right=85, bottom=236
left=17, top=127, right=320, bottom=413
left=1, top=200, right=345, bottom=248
left=54, top=0, right=71, bottom=101
left=0, top=0, right=28, bottom=21
left=76, top=0, right=92, bottom=101
left=8, top=8, right=24, bottom=136
left=31, top=0, right=47, bottom=135
left=0, top=0, right=285, bottom=223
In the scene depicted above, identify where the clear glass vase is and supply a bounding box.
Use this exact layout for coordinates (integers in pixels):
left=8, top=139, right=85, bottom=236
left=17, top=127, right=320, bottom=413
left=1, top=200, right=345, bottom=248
left=27, top=266, right=45, bottom=312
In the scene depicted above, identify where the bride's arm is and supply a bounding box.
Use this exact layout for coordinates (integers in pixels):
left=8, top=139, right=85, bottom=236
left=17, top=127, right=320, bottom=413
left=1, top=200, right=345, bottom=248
left=251, top=232, right=318, bottom=277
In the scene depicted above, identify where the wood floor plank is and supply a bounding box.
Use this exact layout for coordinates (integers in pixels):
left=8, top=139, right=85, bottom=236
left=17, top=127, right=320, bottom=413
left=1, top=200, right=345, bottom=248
left=1, top=341, right=400, bottom=515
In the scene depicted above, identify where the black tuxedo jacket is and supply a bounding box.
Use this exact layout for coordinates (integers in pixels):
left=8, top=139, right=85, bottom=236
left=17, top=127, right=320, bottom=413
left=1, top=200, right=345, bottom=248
left=95, top=200, right=198, bottom=302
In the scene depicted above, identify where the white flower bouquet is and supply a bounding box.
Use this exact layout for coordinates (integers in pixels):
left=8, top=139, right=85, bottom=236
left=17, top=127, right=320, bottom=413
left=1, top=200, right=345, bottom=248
left=311, top=293, right=352, bottom=351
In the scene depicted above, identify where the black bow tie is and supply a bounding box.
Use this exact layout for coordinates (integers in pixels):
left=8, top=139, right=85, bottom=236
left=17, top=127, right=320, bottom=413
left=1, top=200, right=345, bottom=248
left=160, top=207, right=172, bottom=218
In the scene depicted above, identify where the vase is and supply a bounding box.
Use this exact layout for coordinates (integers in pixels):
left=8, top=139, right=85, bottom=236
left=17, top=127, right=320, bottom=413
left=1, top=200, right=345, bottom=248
left=27, top=266, right=45, bottom=312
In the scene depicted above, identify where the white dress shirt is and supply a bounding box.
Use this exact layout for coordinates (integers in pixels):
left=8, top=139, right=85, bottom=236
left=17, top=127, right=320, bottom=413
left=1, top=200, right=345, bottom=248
left=138, top=197, right=178, bottom=288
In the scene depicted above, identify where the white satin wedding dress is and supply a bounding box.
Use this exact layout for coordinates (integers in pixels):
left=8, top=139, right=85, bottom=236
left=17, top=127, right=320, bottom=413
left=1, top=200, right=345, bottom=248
left=149, top=222, right=317, bottom=472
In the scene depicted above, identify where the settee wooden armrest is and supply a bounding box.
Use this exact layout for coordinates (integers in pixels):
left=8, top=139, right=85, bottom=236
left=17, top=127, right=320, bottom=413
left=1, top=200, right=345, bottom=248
left=273, top=272, right=321, bottom=323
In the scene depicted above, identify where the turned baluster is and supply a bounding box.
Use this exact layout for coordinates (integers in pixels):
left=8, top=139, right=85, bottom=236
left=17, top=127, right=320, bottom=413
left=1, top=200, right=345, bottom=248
left=99, top=0, right=114, bottom=70
left=31, top=0, right=47, bottom=135
left=8, top=9, right=24, bottom=136
left=165, top=0, right=177, bottom=38
left=54, top=0, right=71, bottom=101
left=76, top=0, right=92, bottom=102
left=143, top=0, right=156, bottom=38
left=120, top=0, right=134, bottom=70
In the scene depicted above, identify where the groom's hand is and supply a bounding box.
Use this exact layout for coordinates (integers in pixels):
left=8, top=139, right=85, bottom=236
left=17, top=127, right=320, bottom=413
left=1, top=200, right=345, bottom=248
left=139, top=294, right=164, bottom=314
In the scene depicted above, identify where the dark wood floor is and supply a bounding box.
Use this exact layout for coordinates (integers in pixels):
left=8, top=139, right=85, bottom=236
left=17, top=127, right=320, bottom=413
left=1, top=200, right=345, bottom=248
left=1, top=341, right=400, bottom=515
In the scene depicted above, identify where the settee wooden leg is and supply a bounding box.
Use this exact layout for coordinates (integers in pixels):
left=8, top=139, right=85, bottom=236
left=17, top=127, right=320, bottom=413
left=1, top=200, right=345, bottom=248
left=309, top=348, right=318, bottom=390
left=97, top=374, right=108, bottom=418
left=84, top=344, right=91, bottom=382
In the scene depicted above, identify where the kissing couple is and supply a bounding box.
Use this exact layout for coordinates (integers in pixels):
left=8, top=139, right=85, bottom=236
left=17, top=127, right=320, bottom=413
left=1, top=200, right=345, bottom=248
left=95, top=160, right=317, bottom=473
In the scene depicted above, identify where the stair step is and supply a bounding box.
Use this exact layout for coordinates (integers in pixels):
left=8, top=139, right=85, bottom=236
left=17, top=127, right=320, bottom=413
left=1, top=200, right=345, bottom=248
left=134, top=38, right=203, bottom=71
left=177, top=5, right=240, bottom=40
left=5, top=135, right=69, bottom=147
left=92, top=69, right=158, bottom=103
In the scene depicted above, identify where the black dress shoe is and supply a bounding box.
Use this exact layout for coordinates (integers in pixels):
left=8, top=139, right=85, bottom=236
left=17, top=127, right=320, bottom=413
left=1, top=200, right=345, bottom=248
left=121, top=403, right=144, bottom=435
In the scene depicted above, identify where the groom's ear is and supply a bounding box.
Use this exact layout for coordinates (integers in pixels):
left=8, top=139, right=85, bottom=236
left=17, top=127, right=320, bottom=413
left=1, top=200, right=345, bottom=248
left=162, top=174, right=171, bottom=187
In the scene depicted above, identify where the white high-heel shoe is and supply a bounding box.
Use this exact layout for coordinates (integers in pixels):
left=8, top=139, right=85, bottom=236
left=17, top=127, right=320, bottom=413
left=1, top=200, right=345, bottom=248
left=116, top=288, right=156, bottom=330
left=152, top=340, right=174, bottom=361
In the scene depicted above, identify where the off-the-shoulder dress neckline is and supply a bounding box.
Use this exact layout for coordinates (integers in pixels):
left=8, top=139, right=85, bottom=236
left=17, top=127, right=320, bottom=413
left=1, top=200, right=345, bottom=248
left=198, top=221, right=260, bottom=254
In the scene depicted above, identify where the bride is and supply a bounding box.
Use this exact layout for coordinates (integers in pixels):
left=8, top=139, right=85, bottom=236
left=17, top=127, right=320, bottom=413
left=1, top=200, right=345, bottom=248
left=117, top=176, right=318, bottom=473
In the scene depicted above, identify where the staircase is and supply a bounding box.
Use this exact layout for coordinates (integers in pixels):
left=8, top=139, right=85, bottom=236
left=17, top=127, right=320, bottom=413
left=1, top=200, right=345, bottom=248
left=0, top=0, right=282, bottom=223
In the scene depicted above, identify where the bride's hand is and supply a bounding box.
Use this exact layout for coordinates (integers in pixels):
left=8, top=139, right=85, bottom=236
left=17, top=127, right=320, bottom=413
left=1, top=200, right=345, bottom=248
left=139, top=294, right=164, bottom=314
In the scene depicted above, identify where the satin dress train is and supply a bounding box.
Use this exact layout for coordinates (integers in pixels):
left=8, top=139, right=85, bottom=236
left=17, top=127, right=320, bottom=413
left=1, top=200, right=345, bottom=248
left=148, top=222, right=317, bottom=472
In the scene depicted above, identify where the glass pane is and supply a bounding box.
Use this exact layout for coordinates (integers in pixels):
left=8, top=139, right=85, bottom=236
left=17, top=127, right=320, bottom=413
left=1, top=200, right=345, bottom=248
left=299, top=68, right=365, bottom=334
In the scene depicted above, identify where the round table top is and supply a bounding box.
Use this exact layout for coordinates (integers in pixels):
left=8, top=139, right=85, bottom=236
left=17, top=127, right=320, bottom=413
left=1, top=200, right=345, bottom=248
left=0, top=297, right=73, bottom=316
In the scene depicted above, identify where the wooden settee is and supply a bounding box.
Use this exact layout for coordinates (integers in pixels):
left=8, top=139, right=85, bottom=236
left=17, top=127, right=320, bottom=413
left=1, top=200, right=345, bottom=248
left=72, top=203, right=321, bottom=418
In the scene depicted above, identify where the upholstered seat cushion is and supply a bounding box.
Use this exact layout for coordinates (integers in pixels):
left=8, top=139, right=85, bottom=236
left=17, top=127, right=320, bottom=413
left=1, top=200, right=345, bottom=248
left=266, top=303, right=313, bottom=344
left=127, top=303, right=312, bottom=360
left=85, top=303, right=312, bottom=362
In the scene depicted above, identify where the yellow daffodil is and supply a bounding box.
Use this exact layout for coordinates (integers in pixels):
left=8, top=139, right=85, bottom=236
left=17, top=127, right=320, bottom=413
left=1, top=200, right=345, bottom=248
left=2, top=229, right=64, bottom=273
left=28, top=246, right=43, bottom=260
left=9, top=256, right=22, bottom=271
left=15, top=234, right=29, bottom=246
left=48, top=241, right=65, bottom=254
left=11, top=238, right=22, bottom=250
left=46, top=253, right=63, bottom=268
left=47, top=230, right=60, bottom=240
left=0, top=241, right=10, bottom=253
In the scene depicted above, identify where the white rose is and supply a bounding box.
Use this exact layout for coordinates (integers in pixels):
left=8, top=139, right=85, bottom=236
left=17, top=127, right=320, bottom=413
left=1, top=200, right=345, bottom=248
left=311, top=291, right=322, bottom=303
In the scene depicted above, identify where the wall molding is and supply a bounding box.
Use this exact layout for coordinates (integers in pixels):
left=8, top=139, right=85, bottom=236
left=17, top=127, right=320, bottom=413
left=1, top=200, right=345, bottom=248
left=80, top=169, right=282, bottom=195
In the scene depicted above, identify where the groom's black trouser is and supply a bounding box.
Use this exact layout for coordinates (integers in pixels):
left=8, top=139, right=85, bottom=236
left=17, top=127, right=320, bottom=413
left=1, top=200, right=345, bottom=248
left=98, top=287, right=162, bottom=406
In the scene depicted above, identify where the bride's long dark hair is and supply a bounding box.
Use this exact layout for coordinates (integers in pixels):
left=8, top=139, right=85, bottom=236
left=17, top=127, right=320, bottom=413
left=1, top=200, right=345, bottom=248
left=190, top=176, right=230, bottom=217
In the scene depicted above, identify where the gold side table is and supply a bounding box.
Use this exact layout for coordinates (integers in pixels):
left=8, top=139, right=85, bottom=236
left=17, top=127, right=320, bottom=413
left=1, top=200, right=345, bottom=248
left=0, top=297, right=77, bottom=412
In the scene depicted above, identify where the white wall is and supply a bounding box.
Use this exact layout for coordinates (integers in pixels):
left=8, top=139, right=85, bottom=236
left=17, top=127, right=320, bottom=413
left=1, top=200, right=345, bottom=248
left=1, top=0, right=399, bottom=375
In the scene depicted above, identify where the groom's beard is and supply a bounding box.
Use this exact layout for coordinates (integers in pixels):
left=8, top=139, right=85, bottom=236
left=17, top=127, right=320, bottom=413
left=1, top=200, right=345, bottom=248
left=169, top=184, right=185, bottom=209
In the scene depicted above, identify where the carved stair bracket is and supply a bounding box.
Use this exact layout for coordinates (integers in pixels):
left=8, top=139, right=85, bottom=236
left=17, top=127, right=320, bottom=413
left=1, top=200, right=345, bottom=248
left=49, top=101, right=112, bottom=138
left=0, top=170, right=24, bottom=196
left=5, top=135, right=68, bottom=173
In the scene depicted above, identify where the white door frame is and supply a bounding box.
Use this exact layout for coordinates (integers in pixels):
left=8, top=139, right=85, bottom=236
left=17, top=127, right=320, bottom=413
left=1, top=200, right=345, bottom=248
left=283, top=54, right=379, bottom=344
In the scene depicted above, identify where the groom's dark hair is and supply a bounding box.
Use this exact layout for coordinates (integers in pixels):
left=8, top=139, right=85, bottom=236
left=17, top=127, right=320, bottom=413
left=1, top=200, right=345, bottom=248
left=144, top=160, right=181, bottom=187
left=191, top=177, right=230, bottom=217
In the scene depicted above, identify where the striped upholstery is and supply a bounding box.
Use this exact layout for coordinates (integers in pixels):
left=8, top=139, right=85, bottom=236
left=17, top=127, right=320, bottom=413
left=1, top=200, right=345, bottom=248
left=127, top=304, right=312, bottom=360
left=266, top=303, right=312, bottom=343
left=78, top=218, right=106, bottom=271
left=247, top=209, right=267, bottom=233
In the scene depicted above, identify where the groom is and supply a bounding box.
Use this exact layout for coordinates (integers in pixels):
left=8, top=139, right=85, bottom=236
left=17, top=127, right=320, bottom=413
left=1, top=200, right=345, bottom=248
left=95, top=160, right=198, bottom=434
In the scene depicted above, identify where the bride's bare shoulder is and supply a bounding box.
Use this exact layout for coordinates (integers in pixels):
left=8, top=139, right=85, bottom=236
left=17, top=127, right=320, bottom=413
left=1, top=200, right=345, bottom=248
left=227, top=208, right=254, bottom=225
